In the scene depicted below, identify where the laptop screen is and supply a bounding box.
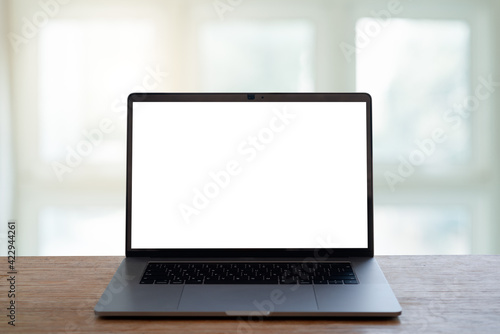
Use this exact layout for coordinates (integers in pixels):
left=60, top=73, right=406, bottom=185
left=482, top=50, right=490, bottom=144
left=129, top=94, right=371, bottom=252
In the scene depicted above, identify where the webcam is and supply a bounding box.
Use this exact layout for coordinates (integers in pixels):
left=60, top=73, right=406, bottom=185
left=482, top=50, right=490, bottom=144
left=247, top=94, right=255, bottom=100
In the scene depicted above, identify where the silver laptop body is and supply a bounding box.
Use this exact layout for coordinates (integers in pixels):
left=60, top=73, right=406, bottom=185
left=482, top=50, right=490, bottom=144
left=94, top=93, right=402, bottom=317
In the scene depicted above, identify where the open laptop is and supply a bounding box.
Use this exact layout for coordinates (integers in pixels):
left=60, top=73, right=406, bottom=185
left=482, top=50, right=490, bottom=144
left=94, top=92, right=402, bottom=317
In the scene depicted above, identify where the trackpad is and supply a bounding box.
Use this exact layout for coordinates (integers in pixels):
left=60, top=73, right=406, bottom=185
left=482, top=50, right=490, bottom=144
left=178, top=285, right=318, bottom=313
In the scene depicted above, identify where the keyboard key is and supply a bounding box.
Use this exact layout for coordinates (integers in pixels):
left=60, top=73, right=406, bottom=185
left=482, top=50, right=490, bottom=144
left=154, top=280, right=169, bottom=284
left=184, top=279, right=203, bottom=284
left=329, top=275, right=355, bottom=280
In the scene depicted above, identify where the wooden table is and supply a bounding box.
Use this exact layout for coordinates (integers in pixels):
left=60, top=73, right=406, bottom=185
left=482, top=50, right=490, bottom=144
left=1, top=256, right=499, bottom=333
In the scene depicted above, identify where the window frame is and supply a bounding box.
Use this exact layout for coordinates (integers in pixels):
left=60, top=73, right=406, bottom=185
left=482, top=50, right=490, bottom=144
left=7, top=0, right=500, bottom=255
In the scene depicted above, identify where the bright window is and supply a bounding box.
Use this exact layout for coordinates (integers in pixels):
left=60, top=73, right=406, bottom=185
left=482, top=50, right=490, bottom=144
left=4, top=0, right=497, bottom=256
left=39, top=20, right=158, bottom=165
left=39, top=207, right=124, bottom=255
left=199, top=20, right=315, bottom=92
left=375, top=205, right=471, bottom=255
left=355, top=17, right=480, bottom=254
left=356, top=18, right=471, bottom=166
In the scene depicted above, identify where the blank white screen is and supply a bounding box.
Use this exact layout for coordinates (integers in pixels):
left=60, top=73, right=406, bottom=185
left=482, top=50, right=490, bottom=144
left=131, top=101, right=368, bottom=249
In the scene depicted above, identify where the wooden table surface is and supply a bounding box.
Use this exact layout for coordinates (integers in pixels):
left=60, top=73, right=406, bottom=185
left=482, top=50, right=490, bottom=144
left=1, top=255, right=499, bottom=333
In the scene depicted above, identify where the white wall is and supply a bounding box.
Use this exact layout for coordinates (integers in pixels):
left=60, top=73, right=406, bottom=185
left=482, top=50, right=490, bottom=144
left=0, top=0, right=15, bottom=252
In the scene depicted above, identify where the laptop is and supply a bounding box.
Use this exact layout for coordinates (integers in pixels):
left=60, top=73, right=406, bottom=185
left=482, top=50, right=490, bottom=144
left=94, top=92, right=402, bottom=317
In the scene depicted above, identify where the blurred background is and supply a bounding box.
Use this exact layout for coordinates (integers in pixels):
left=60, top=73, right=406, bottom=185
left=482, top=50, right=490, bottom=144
left=0, top=0, right=499, bottom=255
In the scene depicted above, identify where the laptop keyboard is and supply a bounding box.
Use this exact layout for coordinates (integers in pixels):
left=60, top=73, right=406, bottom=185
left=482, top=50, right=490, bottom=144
left=140, top=262, right=358, bottom=285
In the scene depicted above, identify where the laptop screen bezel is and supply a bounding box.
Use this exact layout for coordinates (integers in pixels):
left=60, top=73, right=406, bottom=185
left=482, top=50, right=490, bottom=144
left=125, top=93, right=374, bottom=258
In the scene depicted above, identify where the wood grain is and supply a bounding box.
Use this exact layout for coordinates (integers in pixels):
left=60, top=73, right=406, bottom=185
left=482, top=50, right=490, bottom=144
left=0, top=256, right=499, bottom=333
